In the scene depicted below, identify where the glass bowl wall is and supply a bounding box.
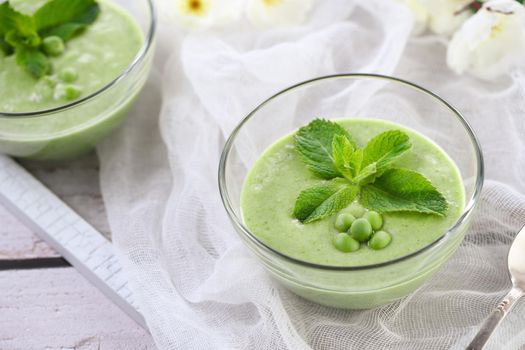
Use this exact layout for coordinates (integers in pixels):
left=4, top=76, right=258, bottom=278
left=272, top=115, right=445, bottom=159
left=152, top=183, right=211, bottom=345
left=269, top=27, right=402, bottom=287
left=0, top=0, right=156, bottom=161
left=219, top=74, right=484, bottom=309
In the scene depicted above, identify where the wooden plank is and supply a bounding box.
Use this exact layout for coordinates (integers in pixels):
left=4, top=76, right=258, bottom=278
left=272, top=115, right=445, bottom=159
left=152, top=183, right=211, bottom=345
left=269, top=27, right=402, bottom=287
left=0, top=267, right=155, bottom=350
left=19, top=152, right=111, bottom=239
left=0, top=154, right=145, bottom=327
left=2, top=152, right=109, bottom=260
left=0, top=154, right=155, bottom=348
left=0, top=203, right=58, bottom=259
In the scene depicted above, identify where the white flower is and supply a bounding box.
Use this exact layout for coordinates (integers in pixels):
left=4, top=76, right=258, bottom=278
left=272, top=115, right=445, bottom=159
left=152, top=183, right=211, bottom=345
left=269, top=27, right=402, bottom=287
left=402, top=0, right=472, bottom=35
left=246, top=0, right=313, bottom=29
left=421, top=0, right=473, bottom=35
left=165, top=0, right=243, bottom=30
left=447, top=0, right=525, bottom=80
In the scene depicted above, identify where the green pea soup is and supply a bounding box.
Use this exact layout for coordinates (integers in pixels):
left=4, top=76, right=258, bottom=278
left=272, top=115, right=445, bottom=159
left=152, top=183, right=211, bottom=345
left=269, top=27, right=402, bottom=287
left=0, top=0, right=149, bottom=160
left=241, top=118, right=465, bottom=267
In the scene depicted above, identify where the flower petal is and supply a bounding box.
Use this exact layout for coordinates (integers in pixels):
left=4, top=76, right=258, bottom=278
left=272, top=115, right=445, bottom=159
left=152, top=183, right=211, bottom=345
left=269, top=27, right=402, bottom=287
left=419, top=0, right=472, bottom=35
left=246, top=0, right=313, bottom=29
left=163, top=0, right=243, bottom=30
left=212, top=0, right=244, bottom=26
left=447, top=0, right=525, bottom=80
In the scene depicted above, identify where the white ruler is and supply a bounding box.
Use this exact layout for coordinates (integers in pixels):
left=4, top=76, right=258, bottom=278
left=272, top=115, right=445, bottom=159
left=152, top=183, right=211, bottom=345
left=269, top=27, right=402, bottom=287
left=0, top=155, right=146, bottom=330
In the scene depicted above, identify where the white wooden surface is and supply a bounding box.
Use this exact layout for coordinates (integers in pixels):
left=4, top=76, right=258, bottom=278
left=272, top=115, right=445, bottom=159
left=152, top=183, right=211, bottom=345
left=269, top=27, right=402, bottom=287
left=0, top=203, right=58, bottom=259
left=0, top=268, right=154, bottom=350
left=0, top=153, right=156, bottom=349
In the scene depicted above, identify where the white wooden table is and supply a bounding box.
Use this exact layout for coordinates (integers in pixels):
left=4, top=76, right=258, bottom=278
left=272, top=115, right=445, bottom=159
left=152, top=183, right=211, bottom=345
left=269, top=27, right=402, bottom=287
left=0, top=153, right=156, bottom=350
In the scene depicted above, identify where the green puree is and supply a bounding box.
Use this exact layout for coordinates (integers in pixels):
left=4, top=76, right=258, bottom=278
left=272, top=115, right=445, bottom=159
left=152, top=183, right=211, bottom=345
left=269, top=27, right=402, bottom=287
left=241, top=119, right=465, bottom=267
left=0, top=0, right=142, bottom=112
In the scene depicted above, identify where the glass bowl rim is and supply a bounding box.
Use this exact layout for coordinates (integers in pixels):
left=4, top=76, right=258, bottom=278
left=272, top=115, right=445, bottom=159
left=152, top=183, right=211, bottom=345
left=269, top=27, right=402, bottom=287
left=0, top=0, right=157, bottom=118
left=218, top=73, right=485, bottom=271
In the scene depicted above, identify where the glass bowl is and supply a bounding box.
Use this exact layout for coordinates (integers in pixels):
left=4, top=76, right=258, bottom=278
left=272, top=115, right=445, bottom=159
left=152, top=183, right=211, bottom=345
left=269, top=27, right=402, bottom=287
left=219, top=74, right=484, bottom=309
left=0, top=0, right=156, bottom=161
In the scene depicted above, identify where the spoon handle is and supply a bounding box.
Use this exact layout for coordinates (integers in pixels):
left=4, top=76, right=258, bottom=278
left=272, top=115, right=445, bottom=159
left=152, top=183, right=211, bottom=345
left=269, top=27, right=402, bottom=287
left=466, top=287, right=523, bottom=350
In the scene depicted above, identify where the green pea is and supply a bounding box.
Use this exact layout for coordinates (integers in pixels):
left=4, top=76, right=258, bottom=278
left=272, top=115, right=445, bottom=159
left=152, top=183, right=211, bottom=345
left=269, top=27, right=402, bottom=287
left=343, top=202, right=365, bottom=218
left=66, top=85, right=82, bottom=100
left=334, top=213, right=356, bottom=232
left=363, top=211, right=383, bottom=230
left=57, top=84, right=82, bottom=100
left=333, top=233, right=360, bottom=253
left=42, top=36, right=65, bottom=56
left=369, top=230, right=392, bottom=250
left=59, top=68, right=78, bottom=83
left=350, top=218, right=372, bottom=242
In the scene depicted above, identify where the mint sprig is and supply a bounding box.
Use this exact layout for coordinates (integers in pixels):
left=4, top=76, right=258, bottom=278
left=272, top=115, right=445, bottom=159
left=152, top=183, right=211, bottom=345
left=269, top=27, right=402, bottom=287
left=293, top=179, right=359, bottom=224
left=293, top=119, right=448, bottom=223
left=0, top=0, right=100, bottom=78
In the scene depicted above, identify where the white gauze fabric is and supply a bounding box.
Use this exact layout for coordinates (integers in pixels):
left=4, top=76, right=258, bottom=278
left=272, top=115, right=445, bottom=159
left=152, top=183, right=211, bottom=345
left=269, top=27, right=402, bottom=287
left=97, top=1, right=525, bottom=349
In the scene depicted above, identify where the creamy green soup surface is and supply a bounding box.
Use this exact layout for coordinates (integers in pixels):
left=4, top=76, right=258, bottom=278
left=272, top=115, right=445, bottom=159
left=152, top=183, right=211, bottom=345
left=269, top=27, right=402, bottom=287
left=241, top=119, right=465, bottom=267
left=0, top=0, right=143, bottom=113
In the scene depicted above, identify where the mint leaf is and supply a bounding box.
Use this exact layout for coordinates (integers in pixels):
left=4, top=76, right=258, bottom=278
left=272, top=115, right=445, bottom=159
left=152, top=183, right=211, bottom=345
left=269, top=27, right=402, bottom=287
left=0, top=2, right=44, bottom=77
left=295, top=119, right=356, bottom=179
left=354, top=162, right=376, bottom=184
left=41, top=21, right=91, bottom=41
left=0, top=0, right=100, bottom=78
left=357, top=130, right=411, bottom=184
left=35, top=0, right=100, bottom=41
left=332, top=134, right=356, bottom=180
left=0, top=2, right=39, bottom=49
left=5, top=29, right=40, bottom=48
left=348, top=148, right=363, bottom=177
left=0, top=2, right=36, bottom=38
left=0, top=2, right=11, bottom=36
left=360, top=168, right=448, bottom=216
left=15, top=46, right=51, bottom=78
left=0, top=36, right=12, bottom=55
left=293, top=179, right=359, bottom=223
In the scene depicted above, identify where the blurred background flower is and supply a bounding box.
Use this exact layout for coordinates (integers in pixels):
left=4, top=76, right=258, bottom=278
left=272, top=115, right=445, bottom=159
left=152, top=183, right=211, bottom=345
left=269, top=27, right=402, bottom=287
left=160, top=0, right=525, bottom=80
left=401, top=0, right=525, bottom=79
left=164, top=0, right=244, bottom=29
left=402, top=0, right=473, bottom=35
left=158, top=0, right=313, bottom=30
left=419, top=0, right=473, bottom=35
left=246, top=0, right=313, bottom=28
left=447, top=0, right=525, bottom=80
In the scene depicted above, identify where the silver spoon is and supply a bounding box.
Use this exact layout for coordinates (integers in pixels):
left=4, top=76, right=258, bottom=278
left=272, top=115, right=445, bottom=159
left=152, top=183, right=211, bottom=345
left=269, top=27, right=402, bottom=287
left=466, top=225, right=525, bottom=350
